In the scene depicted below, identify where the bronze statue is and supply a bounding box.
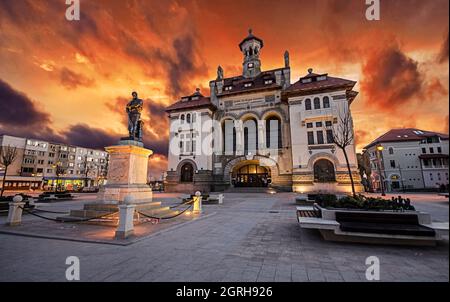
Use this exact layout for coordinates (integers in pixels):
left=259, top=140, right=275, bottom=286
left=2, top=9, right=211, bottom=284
left=126, top=91, right=143, bottom=141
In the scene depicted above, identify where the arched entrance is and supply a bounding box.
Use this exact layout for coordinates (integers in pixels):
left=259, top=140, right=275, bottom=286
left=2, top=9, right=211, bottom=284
left=232, top=162, right=271, bottom=187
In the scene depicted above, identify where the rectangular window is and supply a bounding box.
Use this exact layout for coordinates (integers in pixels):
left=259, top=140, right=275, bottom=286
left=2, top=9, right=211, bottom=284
left=430, top=147, right=434, bottom=154
left=325, top=121, right=332, bottom=127
left=316, top=122, right=323, bottom=128
left=307, top=131, right=314, bottom=145
left=390, top=160, right=396, bottom=168
left=438, top=147, right=442, bottom=153
left=422, top=147, right=426, bottom=153
left=317, top=131, right=324, bottom=144
left=326, top=130, right=334, bottom=144
left=306, top=122, right=313, bottom=128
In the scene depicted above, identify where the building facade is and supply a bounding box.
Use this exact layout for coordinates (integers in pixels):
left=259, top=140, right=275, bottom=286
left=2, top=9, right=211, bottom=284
left=0, top=134, right=108, bottom=192
left=364, top=129, right=449, bottom=192
left=165, top=30, right=362, bottom=193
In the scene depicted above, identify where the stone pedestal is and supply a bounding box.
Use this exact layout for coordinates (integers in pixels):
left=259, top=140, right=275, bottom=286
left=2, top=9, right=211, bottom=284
left=193, top=191, right=202, bottom=214
left=97, top=141, right=153, bottom=204
left=7, top=201, right=25, bottom=226
left=115, top=204, right=136, bottom=239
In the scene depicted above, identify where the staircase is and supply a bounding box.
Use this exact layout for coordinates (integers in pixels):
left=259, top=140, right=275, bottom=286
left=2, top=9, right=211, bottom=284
left=225, top=187, right=277, bottom=193
left=57, top=201, right=180, bottom=224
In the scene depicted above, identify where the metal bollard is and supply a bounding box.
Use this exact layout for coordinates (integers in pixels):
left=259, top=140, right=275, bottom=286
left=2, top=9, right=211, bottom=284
left=193, top=191, right=202, bottom=214
left=7, top=195, right=25, bottom=226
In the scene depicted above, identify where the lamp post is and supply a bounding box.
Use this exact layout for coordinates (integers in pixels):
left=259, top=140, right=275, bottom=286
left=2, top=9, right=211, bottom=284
left=376, top=145, right=386, bottom=196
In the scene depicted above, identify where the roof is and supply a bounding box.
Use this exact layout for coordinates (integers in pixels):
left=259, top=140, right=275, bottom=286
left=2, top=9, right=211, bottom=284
left=285, top=70, right=356, bottom=97
left=239, top=29, right=264, bottom=50
left=418, top=154, right=449, bottom=159
left=165, top=89, right=216, bottom=113
left=215, top=68, right=286, bottom=97
left=365, top=128, right=450, bottom=149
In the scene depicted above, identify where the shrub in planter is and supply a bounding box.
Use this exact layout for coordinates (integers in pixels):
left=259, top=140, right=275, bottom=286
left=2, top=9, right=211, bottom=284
left=314, top=194, right=337, bottom=207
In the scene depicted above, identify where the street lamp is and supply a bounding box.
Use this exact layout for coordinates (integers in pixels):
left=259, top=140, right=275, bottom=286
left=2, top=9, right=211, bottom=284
left=376, top=145, right=386, bottom=196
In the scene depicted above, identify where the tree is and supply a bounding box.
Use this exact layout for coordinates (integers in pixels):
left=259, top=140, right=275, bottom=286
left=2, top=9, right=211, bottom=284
left=81, top=155, right=96, bottom=188
left=54, top=162, right=66, bottom=192
left=0, top=145, right=18, bottom=197
left=332, top=110, right=357, bottom=197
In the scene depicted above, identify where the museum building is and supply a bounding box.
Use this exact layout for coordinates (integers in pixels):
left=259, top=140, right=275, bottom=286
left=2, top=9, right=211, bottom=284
left=165, top=30, right=363, bottom=193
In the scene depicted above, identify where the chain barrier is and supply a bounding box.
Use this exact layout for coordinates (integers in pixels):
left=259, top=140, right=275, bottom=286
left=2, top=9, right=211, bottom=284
left=169, top=198, right=194, bottom=209
left=32, top=208, right=70, bottom=214
left=19, top=206, right=118, bottom=223
left=137, top=203, right=193, bottom=220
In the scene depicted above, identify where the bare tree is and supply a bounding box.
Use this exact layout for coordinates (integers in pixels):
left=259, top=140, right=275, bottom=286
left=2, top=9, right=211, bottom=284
left=332, top=110, right=357, bottom=197
left=81, top=155, right=96, bottom=188
left=54, top=162, right=66, bottom=192
left=0, top=145, right=18, bottom=197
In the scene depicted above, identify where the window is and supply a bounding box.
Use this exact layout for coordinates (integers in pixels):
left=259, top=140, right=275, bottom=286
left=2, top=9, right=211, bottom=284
left=37, top=160, right=44, bottom=165
left=266, top=117, right=282, bottom=149
left=180, top=114, right=185, bottom=124
left=388, top=147, right=394, bottom=155
left=326, top=130, right=334, bottom=144
left=305, top=99, right=312, bottom=110
left=323, top=96, right=330, bottom=108
left=430, top=147, right=434, bottom=154
left=46, top=169, right=53, bottom=173
left=180, top=163, right=194, bottom=182
left=390, top=160, right=396, bottom=168
left=423, top=159, right=429, bottom=166
left=317, top=131, right=324, bottom=144
left=313, top=97, right=321, bottom=109
left=422, top=148, right=426, bottom=154
left=438, top=147, right=442, bottom=153
left=244, top=82, right=253, bottom=88
left=186, top=114, right=191, bottom=123
left=325, top=121, right=332, bottom=127
left=316, top=122, right=323, bottom=128
left=314, top=159, right=336, bottom=182
left=307, top=131, right=315, bottom=145
left=264, top=79, right=273, bottom=85
left=306, top=122, right=313, bottom=128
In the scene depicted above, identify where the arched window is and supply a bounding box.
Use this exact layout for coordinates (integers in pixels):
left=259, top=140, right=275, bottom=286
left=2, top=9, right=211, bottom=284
left=323, top=96, right=330, bottom=108
left=314, top=159, right=336, bottom=182
left=388, top=147, right=394, bottom=155
left=244, top=119, right=257, bottom=155
left=180, top=163, right=194, bottom=182
left=314, top=97, right=321, bottom=109
left=180, top=114, right=185, bottom=124
left=222, top=120, right=236, bottom=154
left=305, top=99, right=312, bottom=110
left=266, top=117, right=282, bottom=149
left=186, top=113, right=191, bottom=124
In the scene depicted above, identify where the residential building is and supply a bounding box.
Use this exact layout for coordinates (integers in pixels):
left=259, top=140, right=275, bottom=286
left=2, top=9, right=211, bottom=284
left=364, top=128, right=449, bottom=192
left=0, top=134, right=109, bottom=192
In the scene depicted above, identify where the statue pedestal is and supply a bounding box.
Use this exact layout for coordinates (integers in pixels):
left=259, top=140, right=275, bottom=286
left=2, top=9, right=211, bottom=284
left=96, top=141, right=153, bottom=204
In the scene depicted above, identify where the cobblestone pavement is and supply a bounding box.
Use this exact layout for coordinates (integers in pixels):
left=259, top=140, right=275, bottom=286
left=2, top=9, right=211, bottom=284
left=0, top=192, right=448, bottom=282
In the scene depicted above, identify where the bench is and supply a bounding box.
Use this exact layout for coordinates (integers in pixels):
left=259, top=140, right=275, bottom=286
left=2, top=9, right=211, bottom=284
left=297, top=205, right=448, bottom=246
left=335, top=212, right=436, bottom=237
left=207, top=194, right=224, bottom=204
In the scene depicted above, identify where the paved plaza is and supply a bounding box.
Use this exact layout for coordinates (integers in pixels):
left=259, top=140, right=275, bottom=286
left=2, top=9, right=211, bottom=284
left=0, top=192, right=448, bottom=282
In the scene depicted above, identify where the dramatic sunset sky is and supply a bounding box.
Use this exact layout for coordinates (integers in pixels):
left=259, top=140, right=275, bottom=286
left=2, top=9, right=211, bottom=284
left=0, top=0, right=448, bottom=178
